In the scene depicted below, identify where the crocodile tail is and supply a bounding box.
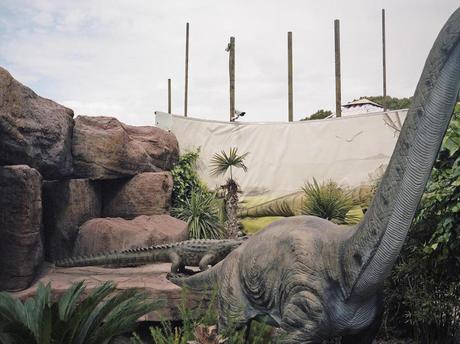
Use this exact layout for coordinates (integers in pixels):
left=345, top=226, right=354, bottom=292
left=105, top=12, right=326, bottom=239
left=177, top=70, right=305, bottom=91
left=168, top=263, right=221, bottom=291
left=55, top=249, right=159, bottom=267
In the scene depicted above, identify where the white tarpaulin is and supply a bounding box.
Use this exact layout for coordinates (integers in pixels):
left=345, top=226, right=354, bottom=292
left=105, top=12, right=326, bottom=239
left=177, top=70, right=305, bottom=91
left=155, top=111, right=407, bottom=198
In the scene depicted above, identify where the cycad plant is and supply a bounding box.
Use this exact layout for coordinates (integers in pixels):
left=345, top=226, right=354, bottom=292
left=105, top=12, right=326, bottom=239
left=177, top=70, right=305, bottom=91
left=301, top=179, right=354, bottom=224
left=210, top=147, right=249, bottom=238
left=172, top=191, right=224, bottom=239
left=0, top=281, right=163, bottom=344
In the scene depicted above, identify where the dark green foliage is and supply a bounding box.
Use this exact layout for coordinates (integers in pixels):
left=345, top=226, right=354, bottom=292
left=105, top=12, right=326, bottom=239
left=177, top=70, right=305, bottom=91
left=363, top=95, right=412, bottom=110
left=301, top=179, right=354, bottom=224
left=300, top=109, right=332, bottom=121
left=171, top=149, right=207, bottom=208
left=210, top=147, right=248, bottom=179
left=131, top=289, right=277, bottom=344
left=172, top=191, right=224, bottom=239
left=0, top=281, right=162, bottom=344
left=383, top=113, right=460, bottom=343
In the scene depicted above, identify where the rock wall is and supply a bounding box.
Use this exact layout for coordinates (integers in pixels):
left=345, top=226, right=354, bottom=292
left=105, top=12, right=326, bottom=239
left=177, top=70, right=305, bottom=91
left=0, top=165, right=43, bottom=291
left=43, top=179, right=102, bottom=261
left=0, top=67, right=185, bottom=291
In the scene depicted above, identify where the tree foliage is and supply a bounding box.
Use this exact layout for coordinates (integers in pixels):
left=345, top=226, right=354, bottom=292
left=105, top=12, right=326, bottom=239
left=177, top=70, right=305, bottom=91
left=300, top=109, right=332, bottom=121
left=171, top=149, right=207, bottom=208
left=383, top=112, right=460, bottom=343
left=363, top=95, right=412, bottom=110
left=0, top=281, right=162, bottom=344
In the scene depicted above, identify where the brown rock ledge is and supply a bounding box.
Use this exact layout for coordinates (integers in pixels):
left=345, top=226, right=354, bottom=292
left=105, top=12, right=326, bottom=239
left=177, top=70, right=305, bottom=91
left=10, top=263, right=207, bottom=322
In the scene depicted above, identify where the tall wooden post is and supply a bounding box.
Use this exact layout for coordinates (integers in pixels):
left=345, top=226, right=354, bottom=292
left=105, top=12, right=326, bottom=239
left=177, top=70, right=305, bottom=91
left=382, top=9, right=387, bottom=112
left=168, top=78, right=172, bottom=114
left=288, top=31, right=293, bottom=122
left=229, top=36, right=235, bottom=121
left=334, top=19, right=342, bottom=118
left=184, top=22, right=190, bottom=117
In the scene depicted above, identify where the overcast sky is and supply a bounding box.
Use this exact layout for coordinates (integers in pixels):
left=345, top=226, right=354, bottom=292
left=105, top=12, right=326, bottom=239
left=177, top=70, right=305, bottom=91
left=0, top=0, right=458, bottom=125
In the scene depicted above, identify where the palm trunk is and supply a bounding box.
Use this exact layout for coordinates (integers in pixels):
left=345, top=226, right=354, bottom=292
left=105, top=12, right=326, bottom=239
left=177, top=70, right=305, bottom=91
left=224, top=179, right=239, bottom=239
left=341, top=8, right=460, bottom=299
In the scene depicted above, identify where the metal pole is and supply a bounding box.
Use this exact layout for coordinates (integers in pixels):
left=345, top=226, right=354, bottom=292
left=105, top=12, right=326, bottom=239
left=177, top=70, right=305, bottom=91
left=184, top=22, right=189, bottom=117
left=288, top=31, right=293, bottom=122
left=168, top=78, right=171, bottom=114
left=334, top=19, right=342, bottom=118
left=382, top=9, right=387, bottom=112
left=229, top=36, right=235, bottom=121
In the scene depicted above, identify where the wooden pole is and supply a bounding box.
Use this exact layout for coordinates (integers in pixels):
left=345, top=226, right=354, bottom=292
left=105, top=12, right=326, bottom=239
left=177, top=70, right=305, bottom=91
left=288, top=31, right=293, bottom=122
left=382, top=9, right=387, bottom=112
left=334, top=19, right=342, bottom=118
left=168, top=78, right=171, bottom=114
left=229, top=36, right=235, bottom=121
left=184, top=22, right=189, bottom=117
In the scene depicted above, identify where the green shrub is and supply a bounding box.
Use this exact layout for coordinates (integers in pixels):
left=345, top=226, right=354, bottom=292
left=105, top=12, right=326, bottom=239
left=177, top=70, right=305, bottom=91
left=171, top=149, right=207, bottom=208
left=132, top=289, right=277, bottom=344
left=382, top=113, right=460, bottom=343
left=0, top=281, right=162, bottom=344
left=301, top=179, right=355, bottom=224
left=172, top=191, right=224, bottom=239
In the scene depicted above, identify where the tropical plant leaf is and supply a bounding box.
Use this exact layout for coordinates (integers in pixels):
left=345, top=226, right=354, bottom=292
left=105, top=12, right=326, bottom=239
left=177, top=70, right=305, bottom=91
left=301, top=179, right=354, bottom=224
left=0, top=281, right=162, bottom=344
left=172, top=191, right=224, bottom=239
left=210, top=147, right=248, bottom=177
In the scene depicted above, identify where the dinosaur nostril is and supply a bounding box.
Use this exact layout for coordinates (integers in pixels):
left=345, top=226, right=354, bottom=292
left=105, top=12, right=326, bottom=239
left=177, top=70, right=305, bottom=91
left=353, top=253, right=363, bottom=266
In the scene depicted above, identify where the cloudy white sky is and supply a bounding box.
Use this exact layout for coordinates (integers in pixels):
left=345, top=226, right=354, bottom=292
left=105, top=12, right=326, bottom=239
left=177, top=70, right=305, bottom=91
left=0, top=0, right=458, bottom=125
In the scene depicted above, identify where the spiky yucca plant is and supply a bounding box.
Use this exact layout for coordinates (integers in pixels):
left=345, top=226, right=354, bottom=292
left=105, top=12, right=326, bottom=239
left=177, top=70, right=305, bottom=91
left=301, top=179, right=354, bottom=224
left=172, top=191, right=224, bottom=239
left=0, top=281, right=162, bottom=344
left=210, top=148, right=249, bottom=238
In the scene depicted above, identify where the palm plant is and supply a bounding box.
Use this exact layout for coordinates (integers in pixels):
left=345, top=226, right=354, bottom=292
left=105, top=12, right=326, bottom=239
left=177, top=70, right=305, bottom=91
left=172, top=191, right=224, bottom=239
left=210, top=147, right=249, bottom=238
left=0, top=281, right=163, bottom=344
left=301, top=179, right=354, bottom=224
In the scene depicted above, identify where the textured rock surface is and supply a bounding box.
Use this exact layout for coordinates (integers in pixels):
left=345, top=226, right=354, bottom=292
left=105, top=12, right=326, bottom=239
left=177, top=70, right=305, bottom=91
left=0, top=67, right=74, bottom=179
left=43, top=179, right=101, bottom=261
left=10, top=263, right=207, bottom=322
left=73, top=215, right=188, bottom=256
left=102, top=172, right=173, bottom=218
left=72, top=116, right=179, bottom=179
left=0, top=165, right=43, bottom=291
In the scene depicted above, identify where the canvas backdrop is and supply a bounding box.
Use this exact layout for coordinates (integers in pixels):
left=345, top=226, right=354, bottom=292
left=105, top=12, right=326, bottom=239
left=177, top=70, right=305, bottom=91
left=155, top=110, right=407, bottom=199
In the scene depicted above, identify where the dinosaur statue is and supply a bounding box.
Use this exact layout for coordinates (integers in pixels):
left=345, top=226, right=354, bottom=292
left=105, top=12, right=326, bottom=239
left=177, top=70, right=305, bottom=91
left=169, top=8, right=460, bottom=343
left=55, top=238, right=245, bottom=273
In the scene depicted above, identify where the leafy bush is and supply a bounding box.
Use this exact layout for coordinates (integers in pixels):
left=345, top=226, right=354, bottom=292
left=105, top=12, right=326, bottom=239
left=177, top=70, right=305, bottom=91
left=132, top=289, right=277, bottom=344
left=382, top=113, right=460, bottom=343
left=172, top=191, right=224, bottom=239
left=300, top=109, right=332, bottom=121
left=171, top=149, right=207, bottom=208
left=0, top=281, right=162, bottom=344
left=301, top=179, right=354, bottom=224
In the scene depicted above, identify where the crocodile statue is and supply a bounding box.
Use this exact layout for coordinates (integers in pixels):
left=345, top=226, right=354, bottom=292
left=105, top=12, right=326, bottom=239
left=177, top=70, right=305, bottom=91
left=56, top=238, right=245, bottom=273
left=169, top=8, right=460, bottom=343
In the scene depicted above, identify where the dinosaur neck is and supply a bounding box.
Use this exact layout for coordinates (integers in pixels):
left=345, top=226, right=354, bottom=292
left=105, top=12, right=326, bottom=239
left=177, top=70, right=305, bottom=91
left=342, top=8, right=460, bottom=299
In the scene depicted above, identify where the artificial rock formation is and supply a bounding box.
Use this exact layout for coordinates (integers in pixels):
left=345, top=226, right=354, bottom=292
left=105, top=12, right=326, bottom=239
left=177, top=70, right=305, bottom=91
left=72, top=115, right=179, bottom=179
left=0, top=165, right=43, bottom=291
left=0, top=67, right=74, bottom=179
left=42, top=179, right=102, bottom=261
left=73, top=215, right=188, bottom=256
left=102, top=172, right=173, bottom=218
